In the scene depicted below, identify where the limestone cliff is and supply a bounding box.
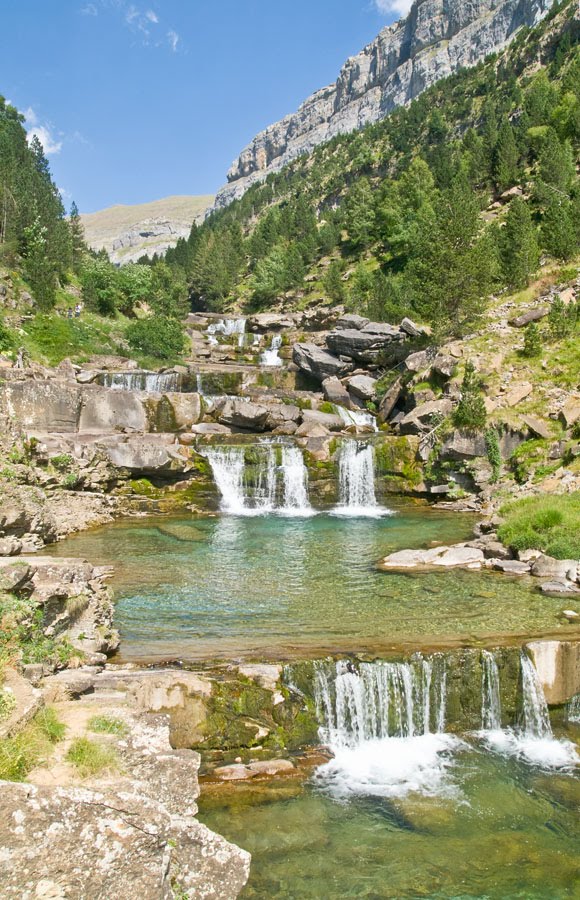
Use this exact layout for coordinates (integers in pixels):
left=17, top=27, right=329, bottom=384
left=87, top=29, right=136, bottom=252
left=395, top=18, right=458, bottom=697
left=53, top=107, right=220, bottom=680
left=213, top=0, right=555, bottom=209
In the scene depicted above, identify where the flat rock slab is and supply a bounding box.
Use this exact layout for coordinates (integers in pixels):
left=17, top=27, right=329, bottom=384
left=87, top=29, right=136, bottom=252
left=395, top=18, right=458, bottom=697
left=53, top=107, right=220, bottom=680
left=489, top=559, right=531, bottom=576
left=540, top=581, right=580, bottom=595
left=380, top=545, right=484, bottom=570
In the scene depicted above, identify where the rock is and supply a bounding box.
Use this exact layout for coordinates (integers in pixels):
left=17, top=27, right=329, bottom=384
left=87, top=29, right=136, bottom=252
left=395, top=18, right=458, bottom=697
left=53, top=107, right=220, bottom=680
left=559, top=397, right=580, bottom=429
left=294, top=422, right=330, bottom=438
left=489, top=559, right=531, bottom=576
left=293, top=343, right=352, bottom=381
left=432, top=546, right=484, bottom=568
left=79, top=386, right=147, bottom=433
left=105, top=435, right=188, bottom=474
left=503, top=382, right=533, bottom=408
left=380, top=545, right=484, bottom=570
left=56, top=358, right=77, bottom=381
left=378, top=377, right=403, bottom=423
left=509, top=307, right=549, bottom=327
left=75, top=370, right=99, bottom=384
left=521, top=415, right=551, bottom=440
left=247, top=312, right=297, bottom=331
left=0, top=560, right=33, bottom=592
left=518, top=548, right=543, bottom=563
left=335, top=313, right=370, bottom=331
left=440, top=430, right=487, bottom=460
left=562, top=610, right=579, bottom=621
left=404, top=350, right=430, bottom=373
left=467, top=539, right=512, bottom=560
left=431, top=355, right=456, bottom=379
left=531, top=555, right=578, bottom=583
left=0, top=381, right=83, bottom=433
left=399, top=399, right=453, bottom=435
left=214, top=763, right=256, bottom=781
left=301, top=409, right=344, bottom=432
left=540, top=581, right=580, bottom=595
left=266, top=404, right=301, bottom=429
left=0, top=537, right=22, bottom=556
left=162, top=392, right=202, bottom=430
left=212, top=0, right=551, bottom=209
left=322, top=376, right=352, bottom=407
left=326, top=324, right=404, bottom=363
left=345, top=374, right=377, bottom=402
left=219, top=399, right=270, bottom=431
left=191, top=423, right=233, bottom=435
left=400, top=317, right=424, bottom=338
left=238, top=664, right=282, bottom=691
left=42, top=670, right=96, bottom=702
left=247, top=759, right=295, bottom=776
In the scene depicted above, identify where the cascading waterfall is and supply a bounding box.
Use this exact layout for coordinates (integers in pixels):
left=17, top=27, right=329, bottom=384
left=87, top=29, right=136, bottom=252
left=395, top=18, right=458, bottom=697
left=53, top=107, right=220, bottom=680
left=335, top=406, right=378, bottom=432
left=519, top=652, right=552, bottom=739
left=102, top=372, right=180, bottom=392
left=567, top=694, right=580, bottom=724
left=481, top=650, right=502, bottom=731
left=333, top=440, right=388, bottom=517
left=260, top=334, right=283, bottom=367
left=313, top=657, right=458, bottom=798
left=204, top=442, right=313, bottom=516
left=207, top=318, right=246, bottom=348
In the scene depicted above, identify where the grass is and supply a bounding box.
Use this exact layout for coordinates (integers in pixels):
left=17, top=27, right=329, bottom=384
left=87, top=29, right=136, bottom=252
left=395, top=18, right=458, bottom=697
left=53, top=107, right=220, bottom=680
left=87, top=714, right=128, bottom=736
left=21, top=312, right=130, bottom=366
left=498, top=492, right=580, bottom=560
left=66, top=737, right=120, bottom=777
left=0, top=706, right=65, bottom=781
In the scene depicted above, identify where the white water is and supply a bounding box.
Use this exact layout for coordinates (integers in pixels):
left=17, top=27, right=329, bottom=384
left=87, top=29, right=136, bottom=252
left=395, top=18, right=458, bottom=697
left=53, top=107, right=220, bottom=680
left=481, top=650, right=502, bottom=731
left=314, top=658, right=461, bottom=798
left=207, top=318, right=246, bottom=348
left=204, top=442, right=313, bottom=517
left=332, top=441, right=390, bottom=518
left=335, top=405, right=378, bottom=432
left=102, top=372, right=180, bottom=393
left=481, top=652, right=578, bottom=769
left=567, top=694, right=580, bottom=723
left=260, top=334, right=283, bottom=367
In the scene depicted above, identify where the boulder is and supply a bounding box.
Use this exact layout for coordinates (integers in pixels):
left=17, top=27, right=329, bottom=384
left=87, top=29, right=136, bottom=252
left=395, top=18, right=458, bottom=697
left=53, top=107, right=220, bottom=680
left=502, top=382, right=533, bottom=408
left=265, top=404, right=301, bottom=429
left=0, top=560, right=33, bottom=593
left=531, top=555, right=578, bottom=583
left=293, top=343, right=352, bottom=381
left=105, top=436, right=188, bottom=474
left=404, top=350, right=430, bottom=374
left=302, top=409, right=344, bottom=432
left=162, top=392, right=202, bottom=430
left=345, top=374, right=377, bottom=402
left=509, top=307, right=549, bottom=328
left=399, top=399, right=453, bottom=435
left=323, top=376, right=352, bottom=407
left=295, top=422, right=330, bottom=438
left=540, top=581, right=580, bottom=595
left=0, top=381, right=82, bottom=432
left=560, top=397, right=580, bottom=429
left=247, top=759, right=295, bottom=776
left=489, top=559, right=531, bottom=576
left=440, top=430, right=487, bottom=461
left=218, top=399, right=270, bottom=431
left=521, top=415, right=551, bottom=440
left=247, top=312, right=297, bottom=331
left=191, top=423, right=233, bottom=435
left=378, top=377, right=403, bottom=424
left=0, top=537, right=22, bottom=557
left=380, top=545, right=484, bottom=570
left=431, top=355, right=456, bottom=380
left=79, top=386, right=147, bottom=433
left=400, top=317, right=424, bottom=338
left=327, top=323, right=404, bottom=363
left=335, top=314, right=370, bottom=331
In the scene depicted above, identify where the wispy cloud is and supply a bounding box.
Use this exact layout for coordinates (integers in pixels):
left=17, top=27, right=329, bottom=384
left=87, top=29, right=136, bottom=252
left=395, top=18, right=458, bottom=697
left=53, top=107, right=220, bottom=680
left=145, top=9, right=158, bottom=24
left=374, top=0, right=413, bottom=17
left=81, top=2, right=180, bottom=50
left=81, top=3, right=98, bottom=15
left=24, top=107, right=63, bottom=155
left=167, top=29, right=180, bottom=52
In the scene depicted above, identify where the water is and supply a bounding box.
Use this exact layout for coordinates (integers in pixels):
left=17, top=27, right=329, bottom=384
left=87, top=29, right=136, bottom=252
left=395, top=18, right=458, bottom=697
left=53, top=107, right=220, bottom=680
left=568, top=694, right=580, bottom=723
left=335, top=405, right=378, bottom=432
left=333, top=440, right=388, bottom=517
left=481, top=649, right=502, bottom=730
left=204, top=442, right=312, bottom=517
left=207, top=318, right=246, bottom=348
left=45, top=511, right=578, bottom=662
left=101, top=371, right=180, bottom=392
left=260, top=335, right=283, bottom=367
left=520, top=652, right=552, bottom=738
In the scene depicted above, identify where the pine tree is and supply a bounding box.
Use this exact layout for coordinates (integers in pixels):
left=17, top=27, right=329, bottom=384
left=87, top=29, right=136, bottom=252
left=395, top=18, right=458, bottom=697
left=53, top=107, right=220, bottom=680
left=501, top=198, right=539, bottom=288
left=493, top=119, right=519, bottom=192
left=453, top=362, right=487, bottom=429
left=522, top=322, right=542, bottom=357
left=541, top=192, right=576, bottom=260
left=69, top=201, right=86, bottom=271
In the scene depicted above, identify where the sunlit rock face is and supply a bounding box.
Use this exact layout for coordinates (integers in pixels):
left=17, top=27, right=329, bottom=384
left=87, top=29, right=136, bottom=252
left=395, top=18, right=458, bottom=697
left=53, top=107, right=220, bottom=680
left=213, top=0, right=555, bottom=210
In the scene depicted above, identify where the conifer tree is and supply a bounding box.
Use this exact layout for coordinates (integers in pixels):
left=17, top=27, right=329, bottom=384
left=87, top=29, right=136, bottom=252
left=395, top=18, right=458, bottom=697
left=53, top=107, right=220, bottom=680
left=541, top=192, right=576, bottom=260
left=453, top=362, right=487, bottom=429
left=493, top=119, right=519, bottom=192
left=501, top=198, right=539, bottom=288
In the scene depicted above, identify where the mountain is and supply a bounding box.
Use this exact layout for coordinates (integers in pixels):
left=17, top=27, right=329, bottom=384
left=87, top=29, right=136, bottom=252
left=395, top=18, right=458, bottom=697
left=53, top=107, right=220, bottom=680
left=213, top=0, right=556, bottom=210
left=81, top=195, right=214, bottom=265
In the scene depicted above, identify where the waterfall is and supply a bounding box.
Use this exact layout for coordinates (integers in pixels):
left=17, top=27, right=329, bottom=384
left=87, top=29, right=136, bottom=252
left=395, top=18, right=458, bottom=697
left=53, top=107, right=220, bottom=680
left=520, top=652, right=552, bottom=739
left=481, top=650, right=502, bottom=731
left=204, top=442, right=312, bottom=516
left=567, top=695, right=580, bottom=724
left=260, top=335, right=283, bottom=367
left=207, top=318, right=246, bottom=348
left=314, top=657, right=447, bottom=749
left=335, top=406, right=378, bottom=432
left=102, top=372, right=180, bottom=392
left=333, top=441, right=387, bottom=517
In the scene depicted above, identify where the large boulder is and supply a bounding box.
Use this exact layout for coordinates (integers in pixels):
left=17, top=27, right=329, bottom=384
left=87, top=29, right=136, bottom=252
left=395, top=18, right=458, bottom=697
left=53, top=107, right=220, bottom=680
left=265, top=403, right=301, bottom=429
left=378, top=377, right=403, bottom=424
left=323, top=376, right=352, bottom=407
left=345, top=374, right=377, bottom=402
left=335, top=313, right=370, bottom=331
left=104, top=435, right=189, bottom=474
left=159, top=392, right=202, bottom=431
left=0, top=381, right=82, bottom=432
left=440, top=430, right=487, bottom=461
left=218, top=399, right=270, bottom=431
left=326, top=323, right=405, bottom=363
left=399, top=399, right=453, bottom=435
left=560, top=396, right=580, bottom=429
left=293, top=343, right=352, bottom=381
left=247, top=312, right=298, bottom=331
left=380, top=545, right=484, bottom=570
left=301, top=409, right=344, bottom=432
left=79, top=386, right=147, bottom=433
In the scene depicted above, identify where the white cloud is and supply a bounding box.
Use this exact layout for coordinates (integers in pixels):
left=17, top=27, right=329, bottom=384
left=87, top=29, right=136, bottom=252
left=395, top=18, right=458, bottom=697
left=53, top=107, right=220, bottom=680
left=374, top=0, right=413, bottom=16
left=24, top=108, right=63, bottom=155
left=167, top=29, right=179, bottom=52
left=145, top=9, right=158, bottom=23
left=81, top=3, right=98, bottom=14
left=81, top=1, right=180, bottom=51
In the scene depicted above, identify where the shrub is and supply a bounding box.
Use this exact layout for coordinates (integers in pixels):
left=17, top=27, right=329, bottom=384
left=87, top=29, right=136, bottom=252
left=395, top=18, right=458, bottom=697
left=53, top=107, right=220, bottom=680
left=66, top=737, right=119, bottom=777
left=452, top=362, right=487, bottom=429
left=485, top=428, right=502, bottom=483
left=522, top=322, right=542, bottom=357
left=0, top=319, right=17, bottom=353
left=126, top=316, right=186, bottom=360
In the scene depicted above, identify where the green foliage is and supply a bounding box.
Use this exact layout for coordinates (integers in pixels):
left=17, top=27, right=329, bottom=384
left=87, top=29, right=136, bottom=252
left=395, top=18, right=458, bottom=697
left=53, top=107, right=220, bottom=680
left=66, top=737, right=119, bottom=777
left=0, top=688, right=15, bottom=721
left=0, top=318, right=17, bottom=353
left=0, top=707, right=65, bottom=782
left=548, top=294, right=577, bottom=338
left=87, top=715, right=128, bottom=736
left=485, top=428, right=502, bottom=483
left=50, top=453, right=73, bottom=471
left=452, top=362, right=487, bottom=429
left=126, top=315, right=186, bottom=360
left=498, top=492, right=580, bottom=559
left=501, top=198, right=539, bottom=288
left=522, top=322, right=543, bottom=357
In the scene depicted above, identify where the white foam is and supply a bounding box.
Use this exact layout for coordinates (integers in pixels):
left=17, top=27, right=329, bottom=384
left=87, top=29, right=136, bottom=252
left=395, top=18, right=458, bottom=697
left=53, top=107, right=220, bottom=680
left=316, top=733, right=464, bottom=800
left=481, top=729, right=579, bottom=769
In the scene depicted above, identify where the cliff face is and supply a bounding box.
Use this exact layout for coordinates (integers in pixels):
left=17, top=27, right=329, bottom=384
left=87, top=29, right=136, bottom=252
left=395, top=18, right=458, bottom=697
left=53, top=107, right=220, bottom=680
left=213, top=0, right=555, bottom=210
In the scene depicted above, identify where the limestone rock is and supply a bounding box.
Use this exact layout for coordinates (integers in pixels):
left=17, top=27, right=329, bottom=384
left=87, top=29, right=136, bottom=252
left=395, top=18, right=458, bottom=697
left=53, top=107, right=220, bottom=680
left=489, top=559, right=531, bottom=576
left=345, top=374, right=377, bottom=402
left=560, top=396, right=580, bottom=429
left=327, top=324, right=404, bottom=363
left=522, top=415, right=551, bottom=440
left=378, top=377, right=403, bottom=424
left=323, top=376, right=351, bottom=407
left=440, top=430, right=487, bottom=460
left=335, top=313, right=370, bottom=331
left=380, top=545, right=484, bottom=570
left=79, top=386, right=147, bottom=433
left=399, top=399, right=453, bottom=435
left=293, top=343, right=352, bottom=381
left=302, top=409, right=344, bottom=432
left=509, top=307, right=549, bottom=327
left=219, top=399, right=270, bottom=431
left=503, top=382, right=533, bottom=408
left=531, top=555, right=578, bottom=583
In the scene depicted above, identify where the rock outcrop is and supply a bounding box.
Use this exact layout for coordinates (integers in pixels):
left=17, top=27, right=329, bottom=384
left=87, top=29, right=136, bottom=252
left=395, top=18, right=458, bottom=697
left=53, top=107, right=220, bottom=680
left=213, top=0, right=555, bottom=209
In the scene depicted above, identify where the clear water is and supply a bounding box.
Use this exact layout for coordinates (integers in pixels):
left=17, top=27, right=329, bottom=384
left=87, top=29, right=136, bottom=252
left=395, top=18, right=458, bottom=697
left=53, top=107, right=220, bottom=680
left=44, top=506, right=577, bottom=663
left=199, top=735, right=580, bottom=899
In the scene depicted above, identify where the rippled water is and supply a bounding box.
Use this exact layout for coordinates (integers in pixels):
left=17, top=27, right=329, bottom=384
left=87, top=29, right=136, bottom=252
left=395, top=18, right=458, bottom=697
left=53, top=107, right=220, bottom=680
left=45, top=504, right=576, bottom=662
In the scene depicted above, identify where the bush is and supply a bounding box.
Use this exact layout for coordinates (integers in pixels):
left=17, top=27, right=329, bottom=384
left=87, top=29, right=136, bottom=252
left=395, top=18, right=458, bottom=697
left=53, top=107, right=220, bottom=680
left=0, top=319, right=17, bottom=353
left=498, top=492, right=580, bottom=559
left=522, top=322, right=542, bottom=357
left=126, top=316, right=186, bottom=360
left=452, top=362, right=487, bottom=429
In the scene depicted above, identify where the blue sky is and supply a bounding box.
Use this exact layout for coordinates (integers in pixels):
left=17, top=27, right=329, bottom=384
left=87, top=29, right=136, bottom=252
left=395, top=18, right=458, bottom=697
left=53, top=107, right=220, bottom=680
left=1, top=0, right=408, bottom=213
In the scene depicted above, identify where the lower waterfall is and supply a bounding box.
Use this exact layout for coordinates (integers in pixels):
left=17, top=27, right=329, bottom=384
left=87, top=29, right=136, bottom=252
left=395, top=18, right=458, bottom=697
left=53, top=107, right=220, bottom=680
left=481, top=650, right=502, bottom=731
left=313, top=658, right=459, bottom=799
left=260, top=335, right=283, bottom=367
left=333, top=440, right=389, bottom=517
left=102, top=371, right=180, bottom=392
left=335, top=406, right=378, bottom=432
left=204, top=442, right=313, bottom=516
